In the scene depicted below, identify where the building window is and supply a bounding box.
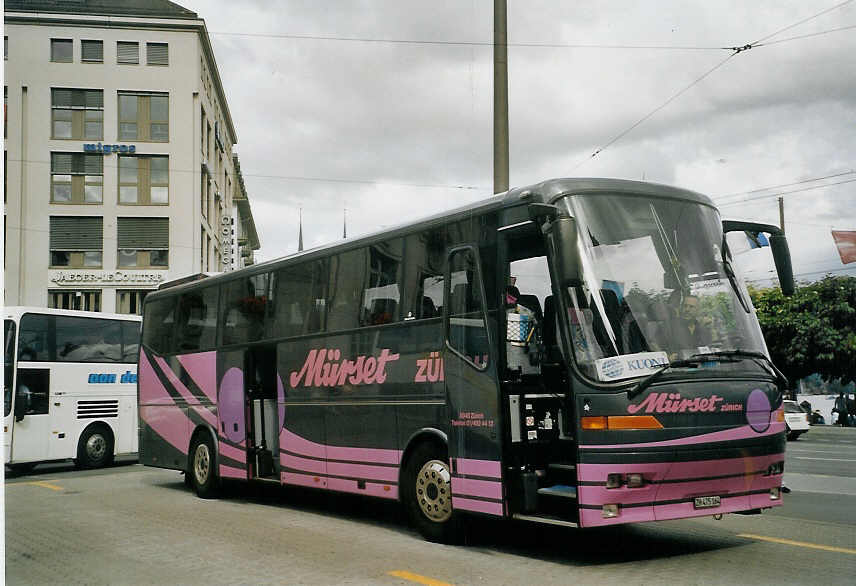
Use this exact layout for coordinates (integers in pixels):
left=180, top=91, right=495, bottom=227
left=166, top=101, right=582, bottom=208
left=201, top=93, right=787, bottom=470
left=118, top=155, right=168, bottom=204
left=117, top=41, right=139, bottom=64
left=147, top=42, right=168, bottom=66
left=117, top=217, right=169, bottom=268
left=51, top=39, right=73, bottom=63
left=51, top=153, right=103, bottom=204
left=116, top=290, right=149, bottom=315
left=49, top=290, right=101, bottom=312
left=118, top=92, right=168, bottom=141
left=52, top=88, right=103, bottom=140
left=81, top=40, right=103, bottom=63
left=49, top=216, right=103, bottom=268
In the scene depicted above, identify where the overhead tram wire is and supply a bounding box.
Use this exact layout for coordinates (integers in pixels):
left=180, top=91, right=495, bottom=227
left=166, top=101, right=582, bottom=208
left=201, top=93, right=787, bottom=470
left=206, top=30, right=726, bottom=51
left=570, top=0, right=856, bottom=170
left=715, top=170, right=856, bottom=202
left=6, top=156, right=486, bottom=192
left=717, top=177, right=856, bottom=207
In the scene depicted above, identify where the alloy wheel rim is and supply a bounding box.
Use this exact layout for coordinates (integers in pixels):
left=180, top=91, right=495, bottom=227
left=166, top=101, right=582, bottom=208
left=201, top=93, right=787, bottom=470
left=194, top=444, right=210, bottom=485
left=416, top=459, right=452, bottom=522
left=86, top=434, right=106, bottom=461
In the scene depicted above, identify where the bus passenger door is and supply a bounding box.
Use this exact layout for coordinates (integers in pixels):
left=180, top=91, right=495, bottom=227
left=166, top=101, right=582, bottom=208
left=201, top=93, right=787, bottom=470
left=444, top=247, right=504, bottom=516
left=9, top=367, right=52, bottom=464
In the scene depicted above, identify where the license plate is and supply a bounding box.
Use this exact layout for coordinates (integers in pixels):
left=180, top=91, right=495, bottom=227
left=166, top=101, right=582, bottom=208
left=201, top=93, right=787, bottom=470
left=694, top=496, right=721, bottom=509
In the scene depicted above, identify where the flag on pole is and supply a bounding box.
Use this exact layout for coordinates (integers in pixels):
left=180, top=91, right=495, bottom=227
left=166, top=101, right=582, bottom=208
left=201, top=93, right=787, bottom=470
left=832, top=230, right=856, bottom=264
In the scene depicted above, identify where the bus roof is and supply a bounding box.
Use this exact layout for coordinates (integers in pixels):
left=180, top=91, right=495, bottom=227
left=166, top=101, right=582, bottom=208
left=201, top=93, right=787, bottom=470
left=147, top=177, right=715, bottom=298
left=4, top=306, right=142, bottom=322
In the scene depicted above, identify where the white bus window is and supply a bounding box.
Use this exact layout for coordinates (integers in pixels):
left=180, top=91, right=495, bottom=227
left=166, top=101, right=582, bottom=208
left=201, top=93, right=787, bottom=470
left=15, top=369, right=50, bottom=416
left=56, top=316, right=123, bottom=363
left=4, top=320, right=15, bottom=417
left=18, top=314, right=51, bottom=361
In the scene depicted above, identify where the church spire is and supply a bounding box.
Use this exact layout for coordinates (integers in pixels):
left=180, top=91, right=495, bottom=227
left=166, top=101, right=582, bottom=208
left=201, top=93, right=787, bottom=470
left=298, top=207, right=304, bottom=252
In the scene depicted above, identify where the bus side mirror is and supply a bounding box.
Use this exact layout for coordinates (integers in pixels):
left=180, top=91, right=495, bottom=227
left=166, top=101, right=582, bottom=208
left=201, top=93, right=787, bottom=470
left=722, top=220, right=795, bottom=296
left=769, top=235, right=795, bottom=296
left=552, top=217, right=582, bottom=286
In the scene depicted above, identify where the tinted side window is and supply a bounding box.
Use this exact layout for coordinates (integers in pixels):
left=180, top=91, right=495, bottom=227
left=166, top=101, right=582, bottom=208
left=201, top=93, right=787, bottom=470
left=222, top=273, right=270, bottom=346
left=142, top=296, right=177, bottom=354
left=122, top=321, right=141, bottom=362
left=273, top=260, right=329, bottom=337
left=18, top=313, right=52, bottom=361
left=402, top=228, right=447, bottom=320
left=327, top=249, right=365, bottom=332
left=176, top=286, right=219, bottom=352
left=362, top=239, right=403, bottom=326
left=55, top=316, right=123, bottom=363
left=447, top=247, right=489, bottom=369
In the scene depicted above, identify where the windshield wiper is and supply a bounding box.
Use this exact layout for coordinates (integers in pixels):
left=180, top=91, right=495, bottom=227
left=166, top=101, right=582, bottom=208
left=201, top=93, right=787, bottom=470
left=693, top=350, right=788, bottom=391
left=628, top=350, right=787, bottom=400
left=721, top=234, right=751, bottom=313
left=628, top=355, right=739, bottom=400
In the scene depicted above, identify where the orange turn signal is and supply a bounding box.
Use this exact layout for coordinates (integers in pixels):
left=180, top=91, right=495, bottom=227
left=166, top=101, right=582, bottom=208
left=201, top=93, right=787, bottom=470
left=775, top=408, right=785, bottom=422
left=581, top=415, right=664, bottom=430
left=607, top=415, right=664, bottom=430
left=581, top=416, right=608, bottom=430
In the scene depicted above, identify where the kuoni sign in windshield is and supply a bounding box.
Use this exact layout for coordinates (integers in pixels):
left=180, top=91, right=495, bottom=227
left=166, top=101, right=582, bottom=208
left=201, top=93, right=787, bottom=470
left=595, top=351, right=669, bottom=382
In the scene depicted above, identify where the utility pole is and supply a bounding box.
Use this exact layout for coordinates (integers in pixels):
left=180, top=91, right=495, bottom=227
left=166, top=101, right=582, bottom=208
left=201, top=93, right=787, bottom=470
left=778, top=196, right=785, bottom=235
left=493, top=0, right=509, bottom=194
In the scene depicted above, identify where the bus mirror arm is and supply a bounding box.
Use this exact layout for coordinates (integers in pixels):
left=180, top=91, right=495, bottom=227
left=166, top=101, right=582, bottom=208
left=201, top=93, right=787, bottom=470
left=14, top=387, right=30, bottom=422
left=722, top=221, right=795, bottom=296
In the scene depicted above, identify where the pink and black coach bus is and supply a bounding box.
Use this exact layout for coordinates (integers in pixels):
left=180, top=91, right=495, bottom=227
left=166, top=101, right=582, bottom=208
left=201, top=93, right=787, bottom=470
left=138, top=178, right=794, bottom=542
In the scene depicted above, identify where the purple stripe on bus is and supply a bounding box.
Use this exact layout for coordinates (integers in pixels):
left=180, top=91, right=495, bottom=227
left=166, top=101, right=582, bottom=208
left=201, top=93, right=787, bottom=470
left=578, top=472, right=782, bottom=506
left=219, top=441, right=247, bottom=465
left=327, top=477, right=398, bottom=500
left=452, top=496, right=503, bottom=516
left=451, top=477, right=503, bottom=501
left=580, top=422, right=785, bottom=450
left=139, top=350, right=174, bottom=404
left=326, top=443, right=401, bottom=465
left=327, top=460, right=398, bottom=483
left=579, top=506, right=653, bottom=527
left=153, top=355, right=201, bottom=405
left=176, top=351, right=217, bottom=403
left=282, top=471, right=327, bottom=489
left=139, top=405, right=191, bottom=456
left=280, top=428, right=325, bottom=459
left=281, top=452, right=326, bottom=475
left=454, top=458, right=502, bottom=479
left=279, top=427, right=402, bottom=465
left=577, top=452, right=784, bottom=482
left=189, top=404, right=218, bottom=428
left=218, top=464, right=246, bottom=480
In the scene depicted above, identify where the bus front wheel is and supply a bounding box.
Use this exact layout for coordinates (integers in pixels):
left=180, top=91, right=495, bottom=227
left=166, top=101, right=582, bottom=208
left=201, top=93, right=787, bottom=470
left=76, top=425, right=114, bottom=469
left=189, top=434, right=219, bottom=498
left=403, top=442, right=460, bottom=543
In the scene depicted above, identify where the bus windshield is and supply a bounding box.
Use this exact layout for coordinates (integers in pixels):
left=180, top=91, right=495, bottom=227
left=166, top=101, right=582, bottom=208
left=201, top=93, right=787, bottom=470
left=555, top=193, right=766, bottom=383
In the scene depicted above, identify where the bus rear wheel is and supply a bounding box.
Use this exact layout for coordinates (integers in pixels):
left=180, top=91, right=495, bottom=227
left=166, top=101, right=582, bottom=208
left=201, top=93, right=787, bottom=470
left=76, top=425, right=114, bottom=469
left=403, top=442, right=460, bottom=543
left=189, top=434, right=219, bottom=499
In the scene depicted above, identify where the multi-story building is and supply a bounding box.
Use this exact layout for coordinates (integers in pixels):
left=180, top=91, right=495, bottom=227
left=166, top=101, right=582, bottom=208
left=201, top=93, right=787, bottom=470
left=4, top=0, right=260, bottom=314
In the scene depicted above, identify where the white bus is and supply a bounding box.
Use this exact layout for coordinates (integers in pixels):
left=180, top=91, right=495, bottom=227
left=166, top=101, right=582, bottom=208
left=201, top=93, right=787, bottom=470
left=4, top=307, right=141, bottom=472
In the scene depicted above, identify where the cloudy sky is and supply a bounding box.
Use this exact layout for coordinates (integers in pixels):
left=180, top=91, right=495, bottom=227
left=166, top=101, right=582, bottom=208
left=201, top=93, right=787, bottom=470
left=184, top=0, right=856, bottom=284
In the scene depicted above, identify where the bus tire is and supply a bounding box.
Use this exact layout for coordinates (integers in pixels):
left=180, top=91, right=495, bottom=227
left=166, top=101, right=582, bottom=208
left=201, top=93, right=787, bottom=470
left=403, top=441, right=460, bottom=543
left=189, top=434, right=219, bottom=499
left=76, top=424, right=114, bottom=469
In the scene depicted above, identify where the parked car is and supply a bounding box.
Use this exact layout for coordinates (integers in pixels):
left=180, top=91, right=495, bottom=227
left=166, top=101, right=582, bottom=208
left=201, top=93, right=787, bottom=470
left=783, top=400, right=810, bottom=440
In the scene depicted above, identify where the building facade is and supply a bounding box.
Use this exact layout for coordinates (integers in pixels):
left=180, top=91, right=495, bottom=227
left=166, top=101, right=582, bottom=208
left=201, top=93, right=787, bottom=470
left=4, top=0, right=260, bottom=314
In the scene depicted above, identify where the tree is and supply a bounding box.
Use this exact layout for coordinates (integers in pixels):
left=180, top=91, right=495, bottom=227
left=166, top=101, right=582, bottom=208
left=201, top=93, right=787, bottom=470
left=749, top=276, right=856, bottom=389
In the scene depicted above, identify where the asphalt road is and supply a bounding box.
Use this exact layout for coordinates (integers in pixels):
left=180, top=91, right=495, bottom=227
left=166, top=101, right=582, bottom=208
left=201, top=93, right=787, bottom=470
left=5, top=427, right=855, bottom=585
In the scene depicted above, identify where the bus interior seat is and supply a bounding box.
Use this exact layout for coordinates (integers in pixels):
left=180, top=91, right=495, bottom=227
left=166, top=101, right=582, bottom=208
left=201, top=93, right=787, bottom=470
left=516, top=294, right=543, bottom=322
left=420, top=296, right=437, bottom=319
left=368, top=298, right=397, bottom=325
